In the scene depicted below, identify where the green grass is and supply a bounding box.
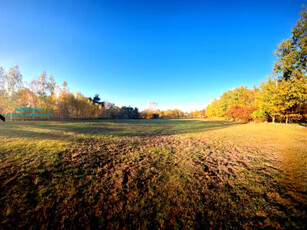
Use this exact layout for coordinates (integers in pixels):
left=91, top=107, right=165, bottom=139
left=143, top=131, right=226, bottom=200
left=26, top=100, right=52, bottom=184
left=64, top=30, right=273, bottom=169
left=0, top=119, right=306, bottom=229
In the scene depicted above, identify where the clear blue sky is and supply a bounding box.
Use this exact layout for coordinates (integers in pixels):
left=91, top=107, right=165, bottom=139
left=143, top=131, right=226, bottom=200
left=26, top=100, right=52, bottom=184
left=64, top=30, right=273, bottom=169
left=0, top=0, right=305, bottom=111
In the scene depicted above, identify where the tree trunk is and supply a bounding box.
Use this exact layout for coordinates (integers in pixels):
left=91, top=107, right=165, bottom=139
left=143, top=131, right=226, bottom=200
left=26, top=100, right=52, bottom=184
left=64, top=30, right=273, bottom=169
left=286, top=115, right=289, bottom=124
left=272, top=115, right=275, bottom=123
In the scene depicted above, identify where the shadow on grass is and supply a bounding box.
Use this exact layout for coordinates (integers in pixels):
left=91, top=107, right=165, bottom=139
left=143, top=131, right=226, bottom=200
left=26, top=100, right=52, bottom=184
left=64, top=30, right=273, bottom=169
left=0, top=119, right=241, bottom=140
left=298, top=122, right=307, bottom=127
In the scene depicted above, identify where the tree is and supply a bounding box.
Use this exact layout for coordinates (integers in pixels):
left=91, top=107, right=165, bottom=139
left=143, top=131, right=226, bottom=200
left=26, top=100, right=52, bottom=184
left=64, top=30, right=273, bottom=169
left=277, top=76, right=307, bottom=123
left=205, top=98, right=217, bottom=117
left=252, top=76, right=280, bottom=122
left=0, top=67, right=7, bottom=114
left=6, top=65, right=23, bottom=95
left=274, top=6, right=307, bottom=81
left=205, top=86, right=255, bottom=118
left=273, top=6, right=307, bottom=122
left=117, top=106, right=139, bottom=119
left=89, top=94, right=104, bottom=106
left=57, top=81, right=70, bottom=119
left=30, top=72, right=56, bottom=112
left=1, top=66, right=23, bottom=113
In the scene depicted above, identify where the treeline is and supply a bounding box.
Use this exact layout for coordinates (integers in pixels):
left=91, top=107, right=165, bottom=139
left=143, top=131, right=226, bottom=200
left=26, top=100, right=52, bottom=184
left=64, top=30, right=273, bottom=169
left=0, top=67, right=205, bottom=120
left=206, top=7, right=307, bottom=123
left=0, top=66, right=207, bottom=120
left=140, top=109, right=206, bottom=119
left=0, top=68, right=140, bottom=120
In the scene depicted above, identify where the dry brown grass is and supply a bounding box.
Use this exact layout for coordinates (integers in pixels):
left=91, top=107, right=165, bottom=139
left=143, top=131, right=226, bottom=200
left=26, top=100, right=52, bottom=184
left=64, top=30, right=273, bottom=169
left=0, top=119, right=306, bottom=229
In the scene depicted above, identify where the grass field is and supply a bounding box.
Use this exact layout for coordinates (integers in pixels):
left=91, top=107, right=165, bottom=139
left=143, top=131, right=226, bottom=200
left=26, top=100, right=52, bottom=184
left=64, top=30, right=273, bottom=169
left=0, top=119, right=306, bottom=229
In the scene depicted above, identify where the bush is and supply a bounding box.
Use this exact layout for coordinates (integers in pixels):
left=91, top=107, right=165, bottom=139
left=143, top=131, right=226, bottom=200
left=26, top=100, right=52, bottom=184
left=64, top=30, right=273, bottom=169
left=117, top=106, right=139, bottom=119
left=140, top=110, right=159, bottom=119
left=226, top=105, right=258, bottom=122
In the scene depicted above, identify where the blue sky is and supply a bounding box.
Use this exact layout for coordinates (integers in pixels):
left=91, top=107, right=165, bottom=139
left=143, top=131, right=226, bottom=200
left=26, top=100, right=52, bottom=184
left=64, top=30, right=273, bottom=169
left=0, top=0, right=305, bottom=111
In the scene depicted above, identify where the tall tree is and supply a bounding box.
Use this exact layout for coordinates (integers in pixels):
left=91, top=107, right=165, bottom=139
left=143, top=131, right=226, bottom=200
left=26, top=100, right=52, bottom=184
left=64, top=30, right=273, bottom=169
left=0, top=67, right=6, bottom=114
left=4, top=66, right=23, bottom=112
left=274, top=5, right=307, bottom=81
left=252, top=76, right=280, bottom=122
left=273, top=6, right=307, bottom=122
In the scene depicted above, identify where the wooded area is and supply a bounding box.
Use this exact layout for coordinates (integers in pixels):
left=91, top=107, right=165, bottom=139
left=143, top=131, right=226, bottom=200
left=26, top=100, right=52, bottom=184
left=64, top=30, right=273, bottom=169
left=0, top=67, right=207, bottom=120
left=206, top=7, right=307, bottom=123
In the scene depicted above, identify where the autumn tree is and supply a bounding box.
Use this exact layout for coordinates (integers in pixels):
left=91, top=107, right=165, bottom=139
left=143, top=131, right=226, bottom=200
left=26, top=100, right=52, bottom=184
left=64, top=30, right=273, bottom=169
left=226, top=105, right=257, bottom=122
left=0, top=65, right=140, bottom=120
left=0, top=67, right=6, bottom=114
left=205, top=86, right=255, bottom=118
left=0, top=66, right=23, bottom=114
left=57, top=81, right=70, bottom=119
left=30, top=72, right=56, bottom=114
left=205, top=98, right=219, bottom=117
left=274, top=6, right=307, bottom=81
left=273, top=5, right=307, bottom=122
left=252, top=76, right=280, bottom=122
